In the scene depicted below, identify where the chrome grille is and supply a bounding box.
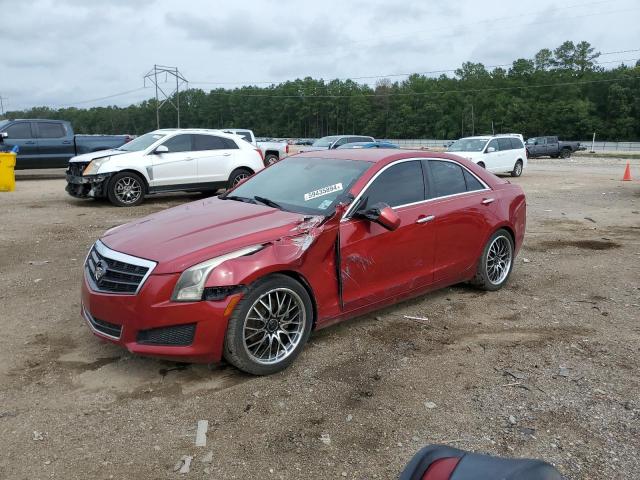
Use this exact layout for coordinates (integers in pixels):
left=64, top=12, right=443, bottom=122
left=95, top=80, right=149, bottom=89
left=85, top=240, right=156, bottom=295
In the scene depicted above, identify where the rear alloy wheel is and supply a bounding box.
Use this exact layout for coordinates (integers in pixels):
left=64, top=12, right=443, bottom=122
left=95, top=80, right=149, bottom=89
left=511, top=160, right=523, bottom=177
left=223, top=274, right=313, bottom=375
left=560, top=148, right=571, bottom=159
left=265, top=154, right=278, bottom=165
left=107, top=172, right=145, bottom=207
left=227, top=168, right=252, bottom=189
left=472, top=229, right=514, bottom=291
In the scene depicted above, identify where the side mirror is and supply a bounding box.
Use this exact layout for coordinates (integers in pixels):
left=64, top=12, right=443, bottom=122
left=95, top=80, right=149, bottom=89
left=357, top=202, right=401, bottom=231
left=0, top=132, right=7, bottom=139
left=486, top=146, right=496, bottom=153
left=154, top=145, right=169, bottom=154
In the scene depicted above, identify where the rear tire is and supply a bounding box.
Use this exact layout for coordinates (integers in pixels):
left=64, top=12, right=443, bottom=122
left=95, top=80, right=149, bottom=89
left=511, top=160, right=523, bottom=177
left=223, top=274, right=313, bottom=375
left=472, top=229, right=514, bottom=291
left=107, top=172, right=145, bottom=207
left=227, top=168, right=252, bottom=189
left=560, top=148, right=571, bottom=159
left=265, top=154, right=279, bottom=165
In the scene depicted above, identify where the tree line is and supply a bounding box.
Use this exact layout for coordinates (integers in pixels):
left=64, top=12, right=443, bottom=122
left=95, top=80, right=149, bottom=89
left=6, top=41, right=640, bottom=141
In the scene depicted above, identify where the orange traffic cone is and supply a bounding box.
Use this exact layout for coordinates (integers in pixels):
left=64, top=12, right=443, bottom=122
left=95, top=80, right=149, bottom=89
left=622, top=161, right=632, bottom=181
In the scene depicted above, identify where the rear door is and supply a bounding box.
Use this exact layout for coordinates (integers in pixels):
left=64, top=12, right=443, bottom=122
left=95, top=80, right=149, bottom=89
left=340, top=160, right=436, bottom=310
left=149, top=134, right=199, bottom=188
left=35, top=121, right=75, bottom=168
left=497, top=138, right=514, bottom=171
left=424, top=159, right=495, bottom=283
left=546, top=136, right=558, bottom=156
left=2, top=121, right=38, bottom=168
left=192, top=134, right=240, bottom=187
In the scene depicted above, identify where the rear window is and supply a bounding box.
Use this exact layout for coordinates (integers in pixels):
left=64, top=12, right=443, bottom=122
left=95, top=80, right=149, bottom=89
left=38, top=122, right=66, bottom=139
left=497, top=138, right=512, bottom=151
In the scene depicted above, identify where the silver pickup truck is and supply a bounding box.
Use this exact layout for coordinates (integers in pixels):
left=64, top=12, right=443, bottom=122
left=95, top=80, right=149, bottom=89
left=222, top=129, right=289, bottom=165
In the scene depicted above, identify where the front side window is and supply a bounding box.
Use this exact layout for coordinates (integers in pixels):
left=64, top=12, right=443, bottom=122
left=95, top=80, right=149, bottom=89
left=311, top=136, right=340, bottom=148
left=229, top=157, right=370, bottom=215
left=486, top=139, right=499, bottom=152
left=360, top=161, right=425, bottom=209
left=162, top=134, right=193, bottom=153
left=38, top=122, right=66, bottom=139
left=5, top=122, right=32, bottom=139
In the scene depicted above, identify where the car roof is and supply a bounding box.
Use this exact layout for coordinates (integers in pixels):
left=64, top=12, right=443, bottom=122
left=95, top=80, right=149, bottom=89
left=294, top=148, right=461, bottom=164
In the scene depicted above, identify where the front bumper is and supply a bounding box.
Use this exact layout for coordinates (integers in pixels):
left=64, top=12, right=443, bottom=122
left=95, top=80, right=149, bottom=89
left=81, top=272, right=237, bottom=363
left=65, top=172, right=112, bottom=199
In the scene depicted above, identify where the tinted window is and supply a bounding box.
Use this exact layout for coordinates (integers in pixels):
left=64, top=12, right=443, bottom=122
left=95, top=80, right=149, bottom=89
left=486, top=139, right=499, bottom=152
left=162, top=134, right=192, bottom=152
left=430, top=160, right=467, bottom=197
left=510, top=138, right=524, bottom=149
left=333, top=137, right=350, bottom=147
left=38, top=122, right=66, bottom=138
left=5, top=122, right=32, bottom=139
left=362, top=161, right=424, bottom=208
left=463, top=169, right=484, bottom=191
left=497, top=138, right=512, bottom=151
left=221, top=137, right=238, bottom=149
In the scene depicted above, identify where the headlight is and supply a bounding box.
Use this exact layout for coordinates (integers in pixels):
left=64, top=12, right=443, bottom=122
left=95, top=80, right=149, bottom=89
left=171, top=245, right=264, bottom=302
left=83, top=158, right=110, bottom=175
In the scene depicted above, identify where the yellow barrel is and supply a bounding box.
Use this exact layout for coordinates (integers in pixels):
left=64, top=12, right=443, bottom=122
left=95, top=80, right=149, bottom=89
left=0, top=152, right=17, bottom=192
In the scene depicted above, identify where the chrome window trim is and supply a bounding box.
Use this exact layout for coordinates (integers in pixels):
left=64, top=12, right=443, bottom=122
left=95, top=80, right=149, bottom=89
left=82, top=305, right=121, bottom=341
left=342, top=157, right=491, bottom=221
left=85, top=240, right=157, bottom=295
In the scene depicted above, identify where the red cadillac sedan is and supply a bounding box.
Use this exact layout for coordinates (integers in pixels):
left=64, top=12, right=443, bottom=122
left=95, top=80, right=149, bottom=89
left=81, top=149, right=526, bottom=375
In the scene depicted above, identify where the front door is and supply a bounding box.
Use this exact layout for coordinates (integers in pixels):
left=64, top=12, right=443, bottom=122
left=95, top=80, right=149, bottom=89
left=150, top=134, right=198, bottom=188
left=2, top=121, right=38, bottom=169
left=483, top=139, right=501, bottom=172
left=340, top=160, right=436, bottom=311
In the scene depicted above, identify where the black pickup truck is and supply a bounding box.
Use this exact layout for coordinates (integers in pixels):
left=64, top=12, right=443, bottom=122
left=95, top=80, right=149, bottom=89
left=0, top=119, right=131, bottom=169
left=525, top=136, right=585, bottom=159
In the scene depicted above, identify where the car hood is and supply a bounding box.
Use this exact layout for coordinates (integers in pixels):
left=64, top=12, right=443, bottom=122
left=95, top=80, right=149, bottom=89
left=69, top=149, right=129, bottom=163
left=100, top=197, right=313, bottom=274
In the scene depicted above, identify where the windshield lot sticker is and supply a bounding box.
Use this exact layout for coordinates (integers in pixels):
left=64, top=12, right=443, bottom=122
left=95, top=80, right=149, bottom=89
left=317, top=199, right=333, bottom=210
left=304, top=183, right=343, bottom=201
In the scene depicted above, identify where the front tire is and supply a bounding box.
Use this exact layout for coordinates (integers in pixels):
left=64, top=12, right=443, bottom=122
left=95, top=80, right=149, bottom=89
left=223, top=274, right=313, bottom=375
left=472, top=229, right=514, bottom=291
left=511, top=160, right=523, bottom=177
left=560, top=148, right=571, bottom=159
left=107, top=172, right=145, bottom=207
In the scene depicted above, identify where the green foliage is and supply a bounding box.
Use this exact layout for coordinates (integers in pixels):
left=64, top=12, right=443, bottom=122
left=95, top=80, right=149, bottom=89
left=4, top=41, right=639, bottom=140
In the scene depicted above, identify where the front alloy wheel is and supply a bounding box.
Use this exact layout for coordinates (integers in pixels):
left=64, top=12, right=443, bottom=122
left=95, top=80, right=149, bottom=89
left=224, top=274, right=313, bottom=375
left=107, top=172, right=145, bottom=207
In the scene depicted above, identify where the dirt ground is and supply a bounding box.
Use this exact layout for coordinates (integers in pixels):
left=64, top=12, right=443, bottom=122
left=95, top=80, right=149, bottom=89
left=1, top=157, right=639, bottom=479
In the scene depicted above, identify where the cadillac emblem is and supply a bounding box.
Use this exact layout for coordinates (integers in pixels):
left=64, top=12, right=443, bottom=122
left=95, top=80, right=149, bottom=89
left=94, top=260, right=108, bottom=282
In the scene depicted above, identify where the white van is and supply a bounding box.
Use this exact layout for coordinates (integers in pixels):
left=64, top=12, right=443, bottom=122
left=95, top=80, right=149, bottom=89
left=446, top=135, right=527, bottom=177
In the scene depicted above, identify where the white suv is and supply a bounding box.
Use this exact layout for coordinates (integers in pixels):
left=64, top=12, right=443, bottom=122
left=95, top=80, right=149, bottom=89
left=66, top=129, right=265, bottom=206
left=446, top=135, right=527, bottom=177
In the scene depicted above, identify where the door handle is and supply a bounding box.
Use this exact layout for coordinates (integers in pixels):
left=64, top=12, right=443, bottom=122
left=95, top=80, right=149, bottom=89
left=416, top=215, right=435, bottom=224
left=185, top=157, right=194, bottom=161
left=222, top=153, right=231, bottom=157
left=62, top=140, right=72, bottom=144
left=481, top=198, right=495, bottom=205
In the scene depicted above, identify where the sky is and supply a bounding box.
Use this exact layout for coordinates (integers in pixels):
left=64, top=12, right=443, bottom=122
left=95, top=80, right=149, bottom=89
left=0, top=0, right=638, bottom=112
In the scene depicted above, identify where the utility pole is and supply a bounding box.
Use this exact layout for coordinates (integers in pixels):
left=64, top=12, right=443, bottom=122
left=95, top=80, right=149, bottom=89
left=471, top=104, right=475, bottom=136
left=143, top=65, right=188, bottom=129
left=0, top=95, right=6, bottom=116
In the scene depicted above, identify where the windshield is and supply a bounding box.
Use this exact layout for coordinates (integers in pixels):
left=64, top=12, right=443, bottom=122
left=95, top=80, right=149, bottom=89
left=116, top=132, right=166, bottom=152
left=447, top=138, right=488, bottom=152
left=312, top=136, right=341, bottom=148
left=228, top=157, right=370, bottom=215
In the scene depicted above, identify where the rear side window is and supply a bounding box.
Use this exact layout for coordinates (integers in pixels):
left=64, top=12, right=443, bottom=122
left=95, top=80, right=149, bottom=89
left=194, top=135, right=239, bottom=150
left=497, top=138, right=512, bottom=151
left=162, top=134, right=193, bottom=152
left=510, top=138, right=523, bottom=149
left=362, top=161, right=424, bottom=208
left=4, top=122, right=33, bottom=139
left=38, top=122, right=66, bottom=138
left=463, top=170, right=485, bottom=192
left=429, top=160, right=467, bottom=197
left=221, top=137, right=239, bottom=149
